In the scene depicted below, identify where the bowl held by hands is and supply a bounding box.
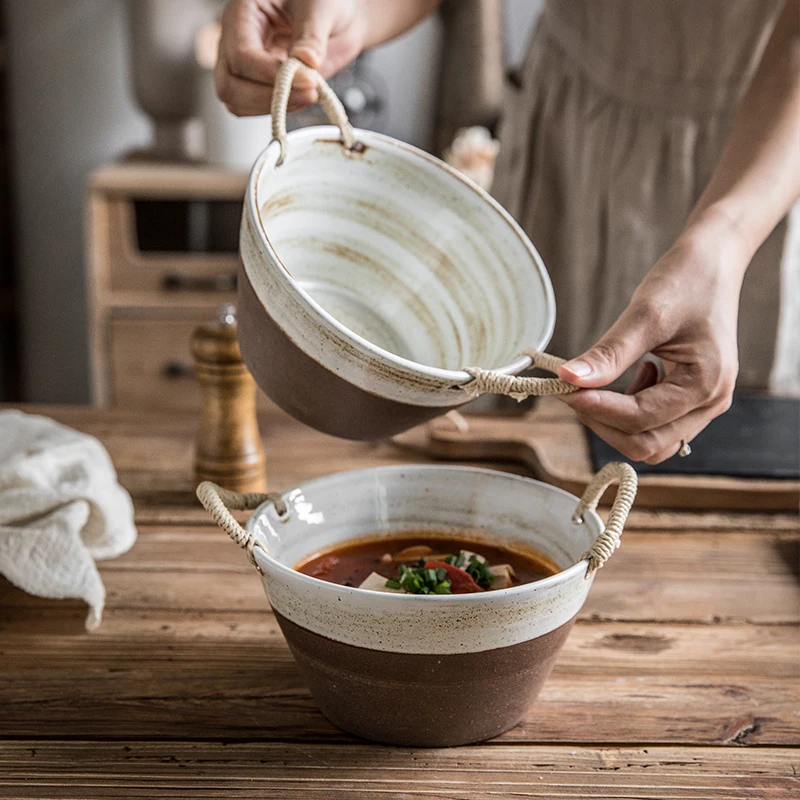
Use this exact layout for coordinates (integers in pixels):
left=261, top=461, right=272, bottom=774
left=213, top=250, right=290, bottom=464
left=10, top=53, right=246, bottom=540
left=238, top=58, right=578, bottom=440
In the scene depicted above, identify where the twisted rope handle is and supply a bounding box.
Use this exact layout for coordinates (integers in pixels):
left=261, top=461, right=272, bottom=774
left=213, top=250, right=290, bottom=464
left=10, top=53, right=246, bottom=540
left=196, top=481, right=288, bottom=568
left=574, top=462, right=638, bottom=575
left=463, top=349, right=579, bottom=401
left=271, top=56, right=358, bottom=166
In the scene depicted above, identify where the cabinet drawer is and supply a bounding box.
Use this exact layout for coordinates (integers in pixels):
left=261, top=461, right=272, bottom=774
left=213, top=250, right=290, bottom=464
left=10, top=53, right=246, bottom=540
left=105, top=199, right=241, bottom=294
left=109, top=320, right=201, bottom=410
left=108, top=319, right=275, bottom=412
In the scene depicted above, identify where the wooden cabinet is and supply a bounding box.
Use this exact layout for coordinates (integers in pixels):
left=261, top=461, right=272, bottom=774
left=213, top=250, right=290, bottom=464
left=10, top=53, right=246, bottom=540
left=86, top=162, right=249, bottom=409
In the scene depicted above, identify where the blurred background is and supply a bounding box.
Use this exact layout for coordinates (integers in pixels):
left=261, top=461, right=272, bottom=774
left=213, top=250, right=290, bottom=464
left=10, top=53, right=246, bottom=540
left=0, top=0, right=543, bottom=406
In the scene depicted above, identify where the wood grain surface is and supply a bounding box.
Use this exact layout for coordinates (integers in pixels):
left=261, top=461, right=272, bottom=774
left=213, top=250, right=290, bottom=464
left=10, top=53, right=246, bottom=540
left=1, top=403, right=798, bottom=798
left=2, top=743, right=796, bottom=799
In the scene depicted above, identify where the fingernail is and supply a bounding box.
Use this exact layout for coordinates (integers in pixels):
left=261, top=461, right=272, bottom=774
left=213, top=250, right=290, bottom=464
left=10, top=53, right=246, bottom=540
left=563, top=360, right=593, bottom=378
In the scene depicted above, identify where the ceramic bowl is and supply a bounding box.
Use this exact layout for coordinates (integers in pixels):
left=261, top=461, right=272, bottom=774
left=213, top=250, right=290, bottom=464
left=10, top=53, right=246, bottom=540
left=238, top=126, right=556, bottom=439
left=245, top=465, right=604, bottom=747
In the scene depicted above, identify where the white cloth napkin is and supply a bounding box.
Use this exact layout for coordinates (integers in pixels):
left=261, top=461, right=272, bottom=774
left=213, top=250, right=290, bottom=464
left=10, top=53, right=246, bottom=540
left=0, top=410, right=137, bottom=629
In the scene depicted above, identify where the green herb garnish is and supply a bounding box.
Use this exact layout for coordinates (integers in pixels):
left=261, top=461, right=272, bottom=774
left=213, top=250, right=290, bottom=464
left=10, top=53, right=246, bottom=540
left=466, top=555, right=494, bottom=589
left=385, top=563, right=452, bottom=595
left=444, top=551, right=495, bottom=589
left=444, top=552, right=467, bottom=568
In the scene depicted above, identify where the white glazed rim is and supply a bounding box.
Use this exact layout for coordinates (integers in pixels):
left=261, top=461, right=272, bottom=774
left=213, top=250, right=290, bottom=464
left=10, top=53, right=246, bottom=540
left=247, top=127, right=557, bottom=384
left=247, top=464, right=602, bottom=601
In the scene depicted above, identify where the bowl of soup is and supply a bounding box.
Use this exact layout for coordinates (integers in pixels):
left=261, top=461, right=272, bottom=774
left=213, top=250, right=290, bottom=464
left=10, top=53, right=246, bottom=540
left=199, top=463, right=636, bottom=747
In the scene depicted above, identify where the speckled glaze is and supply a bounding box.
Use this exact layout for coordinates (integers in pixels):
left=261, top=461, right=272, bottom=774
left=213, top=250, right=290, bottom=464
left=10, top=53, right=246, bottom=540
left=246, top=465, right=604, bottom=746
left=239, top=127, right=556, bottom=439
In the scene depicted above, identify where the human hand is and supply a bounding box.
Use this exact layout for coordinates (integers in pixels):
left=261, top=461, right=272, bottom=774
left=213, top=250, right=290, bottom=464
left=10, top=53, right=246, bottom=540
left=556, top=218, right=749, bottom=463
left=216, top=0, right=367, bottom=116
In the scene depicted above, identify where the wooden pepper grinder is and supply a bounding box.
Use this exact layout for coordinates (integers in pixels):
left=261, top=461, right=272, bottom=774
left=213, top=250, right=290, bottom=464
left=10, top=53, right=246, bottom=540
left=192, top=304, right=266, bottom=492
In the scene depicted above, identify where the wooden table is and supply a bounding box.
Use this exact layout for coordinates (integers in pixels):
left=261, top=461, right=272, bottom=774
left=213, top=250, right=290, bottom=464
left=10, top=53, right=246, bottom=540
left=2, top=403, right=799, bottom=798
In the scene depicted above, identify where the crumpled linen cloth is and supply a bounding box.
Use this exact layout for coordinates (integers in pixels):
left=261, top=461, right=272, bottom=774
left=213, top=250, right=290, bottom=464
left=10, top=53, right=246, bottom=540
left=0, top=410, right=137, bottom=629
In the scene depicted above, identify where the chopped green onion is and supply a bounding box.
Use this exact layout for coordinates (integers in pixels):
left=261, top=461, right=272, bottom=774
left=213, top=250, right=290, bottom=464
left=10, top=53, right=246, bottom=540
left=443, top=552, right=467, bottom=569
left=466, top=554, right=494, bottom=589
left=387, top=562, right=453, bottom=595
left=388, top=548, right=498, bottom=594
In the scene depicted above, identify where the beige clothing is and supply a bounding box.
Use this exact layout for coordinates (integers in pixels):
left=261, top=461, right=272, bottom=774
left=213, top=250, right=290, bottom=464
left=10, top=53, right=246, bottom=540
left=492, top=0, right=797, bottom=391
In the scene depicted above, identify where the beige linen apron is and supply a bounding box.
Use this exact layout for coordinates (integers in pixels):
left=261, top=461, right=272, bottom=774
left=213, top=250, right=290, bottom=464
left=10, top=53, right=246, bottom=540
left=492, top=0, right=798, bottom=393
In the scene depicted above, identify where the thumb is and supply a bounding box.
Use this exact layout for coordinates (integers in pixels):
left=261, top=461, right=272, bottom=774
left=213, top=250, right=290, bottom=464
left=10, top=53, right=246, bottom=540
left=289, top=3, right=335, bottom=71
left=558, top=305, right=656, bottom=388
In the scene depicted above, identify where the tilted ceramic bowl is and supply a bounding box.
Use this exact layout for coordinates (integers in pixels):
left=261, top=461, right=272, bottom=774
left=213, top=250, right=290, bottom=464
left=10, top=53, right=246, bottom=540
left=238, top=59, right=558, bottom=440
left=198, top=462, right=637, bottom=747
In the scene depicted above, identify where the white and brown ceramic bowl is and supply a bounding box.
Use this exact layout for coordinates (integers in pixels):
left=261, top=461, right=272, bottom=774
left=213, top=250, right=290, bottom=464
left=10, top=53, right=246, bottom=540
left=198, top=464, right=636, bottom=747
left=238, top=125, right=556, bottom=439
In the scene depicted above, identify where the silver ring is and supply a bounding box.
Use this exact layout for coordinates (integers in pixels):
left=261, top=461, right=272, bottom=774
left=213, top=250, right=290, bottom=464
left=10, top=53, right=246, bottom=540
left=678, top=439, right=692, bottom=458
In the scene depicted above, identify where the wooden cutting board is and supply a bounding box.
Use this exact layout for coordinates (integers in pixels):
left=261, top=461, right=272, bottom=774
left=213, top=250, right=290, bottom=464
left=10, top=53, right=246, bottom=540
left=392, top=399, right=799, bottom=511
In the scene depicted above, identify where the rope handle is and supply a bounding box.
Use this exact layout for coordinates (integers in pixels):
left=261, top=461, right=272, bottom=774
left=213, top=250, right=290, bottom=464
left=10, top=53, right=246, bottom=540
left=196, top=481, right=288, bottom=569
left=574, top=462, right=638, bottom=575
left=463, top=349, right=579, bottom=400
left=271, top=56, right=359, bottom=166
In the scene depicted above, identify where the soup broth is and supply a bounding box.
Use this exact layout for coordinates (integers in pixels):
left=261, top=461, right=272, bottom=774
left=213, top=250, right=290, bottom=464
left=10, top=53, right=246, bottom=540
left=295, top=532, right=560, bottom=594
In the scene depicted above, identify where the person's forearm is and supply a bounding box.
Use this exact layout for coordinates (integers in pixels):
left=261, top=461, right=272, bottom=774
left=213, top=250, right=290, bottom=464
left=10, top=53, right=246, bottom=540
left=361, top=0, right=441, bottom=49
left=685, top=1, right=800, bottom=266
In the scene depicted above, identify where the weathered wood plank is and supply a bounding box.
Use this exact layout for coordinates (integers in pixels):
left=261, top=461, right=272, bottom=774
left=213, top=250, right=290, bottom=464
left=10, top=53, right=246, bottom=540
left=619, top=510, right=799, bottom=533
left=0, top=742, right=797, bottom=799
left=1, top=604, right=797, bottom=744
left=0, top=669, right=791, bottom=745
left=584, top=532, right=799, bottom=625
left=4, top=529, right=795, bottom=624
left=3, top=616, right=798, bottom=678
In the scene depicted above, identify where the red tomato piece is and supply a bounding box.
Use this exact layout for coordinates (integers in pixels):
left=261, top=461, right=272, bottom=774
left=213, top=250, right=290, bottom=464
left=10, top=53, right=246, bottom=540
left=424, top=559, right=484, bottom=594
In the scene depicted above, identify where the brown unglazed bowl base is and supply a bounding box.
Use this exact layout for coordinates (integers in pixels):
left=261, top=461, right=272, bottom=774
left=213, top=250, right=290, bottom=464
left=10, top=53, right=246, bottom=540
left=275, top=611, right=575, bottom=747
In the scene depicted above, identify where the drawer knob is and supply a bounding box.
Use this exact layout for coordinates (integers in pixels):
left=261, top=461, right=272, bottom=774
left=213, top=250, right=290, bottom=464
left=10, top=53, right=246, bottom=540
left=163, top=360, right=194, bottom=379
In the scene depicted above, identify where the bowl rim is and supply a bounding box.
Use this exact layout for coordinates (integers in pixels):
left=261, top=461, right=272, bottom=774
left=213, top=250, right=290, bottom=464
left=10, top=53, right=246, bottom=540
left=248, top=464, right=601, bottom=603
left=246, top=126, right=557, bottom=385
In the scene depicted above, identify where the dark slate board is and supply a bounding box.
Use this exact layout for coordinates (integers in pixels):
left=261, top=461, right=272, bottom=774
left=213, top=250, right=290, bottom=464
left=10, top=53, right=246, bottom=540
left=588, top=395, right=800, bottom=479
